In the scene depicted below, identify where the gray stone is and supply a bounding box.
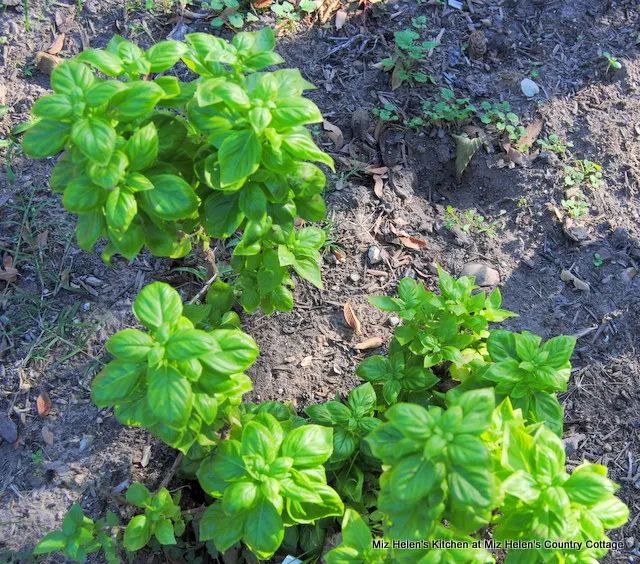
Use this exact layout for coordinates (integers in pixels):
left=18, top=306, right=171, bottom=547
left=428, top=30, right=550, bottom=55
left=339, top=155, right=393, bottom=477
left=460, top=262, right=500, bottom=286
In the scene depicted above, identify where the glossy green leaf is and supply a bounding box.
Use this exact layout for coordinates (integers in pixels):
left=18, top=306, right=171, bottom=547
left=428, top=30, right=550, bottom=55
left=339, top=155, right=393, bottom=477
left=125, top=122, right=158, bottom=172
left=51, top=61, right=95, bottom=94
left=106, top=329, right=154, bottom=361
left=133, top=282, right=183, bottom=329
left=124, top=515, right=152, bottom=551
left=281, top=425, right=333, bottom=468
left=71, top=117, right=116, bottom=166
left=166, top=329, right=215, bottom=361
left=91, top=361, right=145, bottom=406
left=76, top=49, right=125, bottom=76
left=108, top=82, right=165, bottom=122
left=148, top=365, right=193, bottom=427
left=22, top=119, right=71, bottom=158
left=218, top=128, right=261, bottom=187
left=145, top=41, right=189, bottom=72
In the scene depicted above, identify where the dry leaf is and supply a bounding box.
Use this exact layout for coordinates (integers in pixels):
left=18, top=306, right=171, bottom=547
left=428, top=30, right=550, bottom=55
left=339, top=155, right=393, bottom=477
left=36, top=230, right=49, bottom=249
left=365, top=166, right=389, bottom=176
left=515, top=119, right=543, bottom=152
left=367, top=269, right=388, bottom=277
left=373, top=175, right=385, bottom=199
left=42, top=425, right=55, bottom=446
left=398, top=236, right=428, bottom=250
left=560, top=269, right=590, bottom=291
left=34, top=51, right=63, bottom=75
left=253, top=0, right=272, bottom=7
left=335, top=9, right=348, bottom=30
left=354, top=337, right=384, bottom=350
left=141, top=445, right=151, bottom=468
left=343, top=302, right=362, bottom=334
left=453, top=134, right=483, bottom=183
left=47, top=33, right=66, bottom=55
left=0, top=255, right=18, bottom=283
left=37, top=391, right=52, bottom=417
left=391, top=66, right=404, bottom=91
left=333, top=249, right=345, bottom=262
left=323, top=120, right=344, bottom=150
left=300, top=355, right=313, bottom=367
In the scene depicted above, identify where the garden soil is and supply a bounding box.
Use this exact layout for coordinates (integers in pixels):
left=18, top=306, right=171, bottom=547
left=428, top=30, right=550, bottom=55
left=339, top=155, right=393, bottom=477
left=1, top=0, right=639, bottom=561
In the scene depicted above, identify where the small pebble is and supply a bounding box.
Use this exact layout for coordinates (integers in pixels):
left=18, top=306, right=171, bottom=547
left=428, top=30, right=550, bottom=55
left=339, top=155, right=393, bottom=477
left=520, top=78, right=540, bottom=97
left=368, top=246, right=382, bottom=265
left=349, top=273, right=361, bottom=283
left=460, top=262, right=500, bottom=286
left=626, top=537, right=635, bottom=549
left=277, top=388, right=283, bottom=394
left=96, top=417, right=103, bottom=424
left=388, top=316, right=400, bottom=327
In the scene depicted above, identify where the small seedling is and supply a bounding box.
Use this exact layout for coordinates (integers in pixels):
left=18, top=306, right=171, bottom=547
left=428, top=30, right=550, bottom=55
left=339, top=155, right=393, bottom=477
left=563, top=160, right=604, bottom=188
left=411, top=15, right=427, bottom=29
left=444, top=206, right=499, bottom=238
left=479, top=101, right=526, bottom=143
left=536, top=134, right=573, bottom=154
left=404, top=116, right=425, bottom=130
left=381, top=29, right=439, bottom=89
left=561, top=193, right=589, bottom=218
left=602, top=51, right=622, bottom=72
left=31, top=449, right=43, bottom=464
left=421, top=88, right=476, bottom=124
left=593, top=253, right=603, bottom=267
left=371, top=103, right=399, bottom=122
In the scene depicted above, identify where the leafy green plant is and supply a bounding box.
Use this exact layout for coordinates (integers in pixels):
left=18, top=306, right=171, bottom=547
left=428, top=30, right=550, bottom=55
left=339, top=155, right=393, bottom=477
left=536, top=133, right=573, bottom=154
left=593, top=252, right=603, bottom=267
left=479, top=101, right=526, bottom=143
left=564, top=160, right=604, bottom=188
left=602, top=51, right=622, bottom=72
left=197, top=413, right=343, bottom=559
left=444, top=206, right=499, bottom=238
left=421, top=88, right=477, bottom=124
left=204, top=0, right=258, bottom=28
left=21, top=28, right=333, bottom=315
left=123, top=484, right=185, bottom=551
left=381, top=30, right=438, bottom=90
left=411, top=15, right=427, bottom=29
left=305, top=382, right=381, bottom=465
left=371, top=103, right=399, bottom=122
left=561, top=193, right=590, bottom=218
left=34, top=503, right=121, bottom=563
left=91, top=281, right=259, bottom=453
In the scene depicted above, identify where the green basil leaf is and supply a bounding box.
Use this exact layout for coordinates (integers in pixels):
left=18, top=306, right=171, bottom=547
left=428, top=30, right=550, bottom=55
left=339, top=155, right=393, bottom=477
left=91, top=361, right=145, bottom=406
left=271, top=285, right=293, bottom=312
left=347, top=383, right=376, bottom=417
left=239, top=184, right=267, bottom=221
left=193, top=393, right=218, bottom=425
left=77, top=211, right=106, bottom=251
left=281, top=127, right=334, bottom=170
left=105, top=187, right=137, bottom=234
left=85, top=80, right=128, bottom=107
left=154, top=75, right=181, bottom=99
left=201, top=191, right=245, bottom=238
left=125, top=123, right=158, bottom=172
left=243, top=498, right=284, bottom=560
left=33, top=531, right=68, bottom=555
left=197, top=440, right=245, bottom=495
left=108, top=82, right=165, bottom=122
left=32, top=94, right=74, bottom=120
left=591, top=497, right=630, bottom=529
left=88, top=150, right=128, bottom=189
left=143, top=174, right=199, bottom=221
left=106, top=329, right=154, bottom=361
left=133, top=282, right=183, bottom=329
left=368, top=295, right=402, bottom=311
left=243, top=51, right=285, bottom=72
left=248, top=107, right=272, bottom=134
left=124, top=515, right=152, bottom=551
left=487, top=330, right=518, bottom=363
left=154, top=519, right=177, bottom=545
left=76, top=49, right=125, bottom=76
left=199, top=329, right=259, bottom=375
left=22, top=119, right=71, bottom=158
left=126, top=482, right=152, bottom=507
left=71, top=117, right=116, bottom=166
left=62, top=176, right=104, bottom=213
left=305, top=402, right=351, bottom=425
left=125, top=172, right=155, bottom=192
left=295, top=194, right=326, bottom=222
left=51, top=61, right=95, bottom=94
left=292, top=255, right=322, bottom=289
left=145, top=40, right=189, bottom=72
left=355, top=355, right=390, bottom=383
left=199, top=503, right=244, bottom=550
left=148, top=364, right=193, bottom=427
left=111, top=221, right=145, bottom=260
left=270, top=97, right=323, bottom=128
left=197, top=77, right=250, bottom=109
left=281, top=425, right=333, bottom=468
left=218, top=128, right=261, bottom=187
left=166, top=329, right=215, bottom=361
left=541, top=335, right=576, bottom=368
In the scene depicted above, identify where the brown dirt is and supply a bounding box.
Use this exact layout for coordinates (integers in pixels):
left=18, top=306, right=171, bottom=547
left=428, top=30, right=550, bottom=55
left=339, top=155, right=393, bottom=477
left=1, top=0, right=640, bottom=562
